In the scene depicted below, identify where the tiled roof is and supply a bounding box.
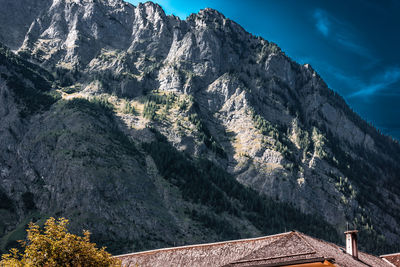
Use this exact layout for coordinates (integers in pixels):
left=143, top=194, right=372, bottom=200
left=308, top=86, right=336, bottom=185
left=225, top=232, right=326, bottom=266
left=381, top=252, right=400, bottom=267
left=115, top=231, right=393, bottom=267
left=116, top=232, right=288, bottom=267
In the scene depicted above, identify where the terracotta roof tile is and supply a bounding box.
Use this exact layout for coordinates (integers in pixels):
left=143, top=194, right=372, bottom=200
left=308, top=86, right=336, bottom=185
left=234, top=232, right=316, bottom=261
left=117, top=232, right=290, bottom=267
left=299, top=233, right=390, bottom=267
left=115, top=231, right=393, bottom=267
left=381, top=253, right=400, bottom=267
left=225, top=232, right=323, bottom=266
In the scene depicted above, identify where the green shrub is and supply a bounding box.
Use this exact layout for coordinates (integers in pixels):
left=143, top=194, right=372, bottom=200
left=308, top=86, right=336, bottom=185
left=188, top=113, right=226, bottom=158
left=250, top=109, right=295, bottom=162
left=122, top=102, right=136, bottom=115
left=0, top=45, right=59, bottom=117
left=143, top=101, right=157, bottom=120
left=143, top=129, right=342, bottom=245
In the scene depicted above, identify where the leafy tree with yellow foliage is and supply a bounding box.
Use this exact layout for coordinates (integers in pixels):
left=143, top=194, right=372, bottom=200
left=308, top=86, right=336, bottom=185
left=0, top=217, right=121, bottom=267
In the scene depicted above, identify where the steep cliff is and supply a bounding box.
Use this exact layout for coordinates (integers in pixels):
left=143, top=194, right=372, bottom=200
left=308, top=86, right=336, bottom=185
left=0, top=0, right=399, bottom=255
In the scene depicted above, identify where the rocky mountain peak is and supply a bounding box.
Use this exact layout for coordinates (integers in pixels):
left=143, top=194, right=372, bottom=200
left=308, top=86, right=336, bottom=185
left=197, top=7, right=226, bottom=20
left=137, top=1, right=164, bottom=11
left=134, top=0, right=168, bottom=23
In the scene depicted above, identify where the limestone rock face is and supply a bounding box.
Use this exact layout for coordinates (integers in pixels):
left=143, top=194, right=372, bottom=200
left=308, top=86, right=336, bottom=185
left=0, top=0, right=399, bottom=255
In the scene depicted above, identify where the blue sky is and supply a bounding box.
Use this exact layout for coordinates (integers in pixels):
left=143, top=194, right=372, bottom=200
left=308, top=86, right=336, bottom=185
left=128, top=0, right=400, bottom=140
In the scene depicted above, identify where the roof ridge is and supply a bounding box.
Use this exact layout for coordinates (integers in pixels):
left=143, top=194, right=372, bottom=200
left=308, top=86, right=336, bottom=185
left=227, top=231, right=316, bottom=264
left=294, top=231, right=343, bottom=251
left=294, top=231, right=318, bottom=254
left=294, top=230, right=392, bottom=265
left=231, top=251, right=317, bottom=264
left=115, top=231, right=294, bottom=258
left=381, top=258, right=398, bottom=267
left=380, top=252, right=400, bottom=257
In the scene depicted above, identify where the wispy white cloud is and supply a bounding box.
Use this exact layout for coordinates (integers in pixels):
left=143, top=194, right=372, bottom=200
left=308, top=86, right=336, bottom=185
left=322, top=63, right=400, bottom=98
left=336, top=34, right=372, bottom=59
left=313, top=9, right=330, bottom=36
left=312, top=8, right=376, bottom=64
left=313, top=60, right=400, bottom=98
left=349, top=67, right=400, bottom=98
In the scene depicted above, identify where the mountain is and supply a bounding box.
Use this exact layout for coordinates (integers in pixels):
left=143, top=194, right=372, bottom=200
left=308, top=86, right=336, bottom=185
left=0, top=0, right=399, bottom=255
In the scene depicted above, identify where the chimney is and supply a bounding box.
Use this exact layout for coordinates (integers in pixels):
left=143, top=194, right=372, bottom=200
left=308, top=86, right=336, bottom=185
left=344, top=230, right=358, bottom=259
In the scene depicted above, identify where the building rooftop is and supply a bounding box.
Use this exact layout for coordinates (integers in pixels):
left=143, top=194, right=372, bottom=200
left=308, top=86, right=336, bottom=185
left=115, top=231, right=392, bottom=267
left=381, top=252, right=400, bottom=267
